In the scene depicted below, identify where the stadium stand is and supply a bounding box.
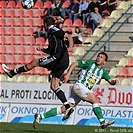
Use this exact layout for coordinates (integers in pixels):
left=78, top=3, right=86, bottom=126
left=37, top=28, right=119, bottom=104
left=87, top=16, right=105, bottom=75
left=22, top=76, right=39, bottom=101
left=0, top=0, right=132, bottom=86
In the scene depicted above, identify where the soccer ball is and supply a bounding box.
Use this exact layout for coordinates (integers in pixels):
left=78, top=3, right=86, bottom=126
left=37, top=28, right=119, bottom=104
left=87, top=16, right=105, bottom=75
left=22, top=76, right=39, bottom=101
left=22, top=0, right=34, bottom=10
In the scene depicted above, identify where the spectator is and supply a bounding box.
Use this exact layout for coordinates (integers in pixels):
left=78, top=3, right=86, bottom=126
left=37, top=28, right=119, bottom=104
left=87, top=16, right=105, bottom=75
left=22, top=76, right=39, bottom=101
left=73, top=0, right=89, bottom=23
left=56, top=21, right=63, bottom=29
left=51, top=0, right=62, bottom=16
left=43, top=0, right=62, bottom=16
left=72, top=26, right=83, bottom=44
left=61, top=0, right=79, bottom=20
left=107, top=0, right=118, bottom=14
left=99, top=0, right=108, bottom=14
left=87, top=0, right=100, bottom=13
left=87, top=7, right=102, bottom=32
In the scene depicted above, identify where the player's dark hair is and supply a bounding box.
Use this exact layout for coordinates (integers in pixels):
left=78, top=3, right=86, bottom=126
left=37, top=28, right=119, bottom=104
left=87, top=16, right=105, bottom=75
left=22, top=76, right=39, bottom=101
left=43, top=16, right=55, bottom=27
left=98, top=52, right=108, bottom=61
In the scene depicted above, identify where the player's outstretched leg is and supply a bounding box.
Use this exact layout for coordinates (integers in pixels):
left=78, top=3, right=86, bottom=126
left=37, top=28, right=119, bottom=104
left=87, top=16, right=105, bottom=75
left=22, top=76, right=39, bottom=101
left=33, top=107, right=62, bottom=129
left=2, top=63, right=31, bottom=78
left=2, top=59, right=38, bottom=78
left=92, top=103, right=115, bottom=128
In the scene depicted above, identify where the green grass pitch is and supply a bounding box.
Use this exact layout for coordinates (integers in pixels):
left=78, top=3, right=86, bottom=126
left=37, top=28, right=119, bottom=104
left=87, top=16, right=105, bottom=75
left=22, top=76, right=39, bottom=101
left=0, top=122, right=132, bottom=133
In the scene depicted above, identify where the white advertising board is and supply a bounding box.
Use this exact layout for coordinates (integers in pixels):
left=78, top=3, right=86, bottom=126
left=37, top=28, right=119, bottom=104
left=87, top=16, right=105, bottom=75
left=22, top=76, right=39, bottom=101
left=0, top=82, right=71, bottom=104
left=7, top=103, right=74, bottom=125
left=93, top=85, right=132, bottom=107
left=0, top=103, right=9, bottom=122
left=73, top=106, right=133, bottom=128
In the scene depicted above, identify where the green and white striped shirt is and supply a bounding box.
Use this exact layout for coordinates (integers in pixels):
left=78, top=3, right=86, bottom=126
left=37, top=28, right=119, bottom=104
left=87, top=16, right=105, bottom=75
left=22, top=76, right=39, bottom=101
left=77, top=60, right=111, bottom=90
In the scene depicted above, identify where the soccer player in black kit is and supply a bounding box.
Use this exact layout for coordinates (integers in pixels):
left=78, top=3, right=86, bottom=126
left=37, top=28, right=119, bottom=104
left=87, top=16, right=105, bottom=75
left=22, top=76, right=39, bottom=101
left=2, top=16, right=74, bottom=124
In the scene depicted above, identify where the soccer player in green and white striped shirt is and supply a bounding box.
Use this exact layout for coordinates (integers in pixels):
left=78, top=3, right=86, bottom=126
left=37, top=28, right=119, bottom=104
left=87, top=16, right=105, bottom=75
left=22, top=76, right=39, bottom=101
left=33, top=52, right=116, bottom=129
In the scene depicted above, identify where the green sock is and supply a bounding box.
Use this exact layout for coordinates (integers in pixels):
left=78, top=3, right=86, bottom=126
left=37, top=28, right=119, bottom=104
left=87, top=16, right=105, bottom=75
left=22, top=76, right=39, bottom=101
left=39, top=108, right=57, bottom=121
left=93, top=104, right=105, bottom=125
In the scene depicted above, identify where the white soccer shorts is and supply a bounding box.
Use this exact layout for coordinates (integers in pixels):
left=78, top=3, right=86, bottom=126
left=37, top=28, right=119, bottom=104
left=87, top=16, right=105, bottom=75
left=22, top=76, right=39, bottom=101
left=67, top=83, right=93, bottom=106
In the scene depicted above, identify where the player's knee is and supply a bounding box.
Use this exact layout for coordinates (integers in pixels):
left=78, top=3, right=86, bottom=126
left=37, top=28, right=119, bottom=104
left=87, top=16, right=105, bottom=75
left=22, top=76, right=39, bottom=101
left=86, top=93, right=98, bottom=103
left=50, top=85, right=58, bottom=91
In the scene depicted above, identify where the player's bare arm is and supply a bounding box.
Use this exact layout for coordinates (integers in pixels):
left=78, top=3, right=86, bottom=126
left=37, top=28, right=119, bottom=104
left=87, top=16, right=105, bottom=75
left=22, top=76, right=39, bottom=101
left=64, top=33, right=73, bottom=47
left=64, top=33, right=74, bottom=53
left=63, top=62, right=78, bottom=83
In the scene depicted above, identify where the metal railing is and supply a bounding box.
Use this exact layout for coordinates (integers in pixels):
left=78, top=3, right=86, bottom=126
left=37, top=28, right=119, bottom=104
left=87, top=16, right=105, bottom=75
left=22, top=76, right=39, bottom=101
left=71, top=4, right=133, bottom=82
left=80, top=4, right=133, bottom=61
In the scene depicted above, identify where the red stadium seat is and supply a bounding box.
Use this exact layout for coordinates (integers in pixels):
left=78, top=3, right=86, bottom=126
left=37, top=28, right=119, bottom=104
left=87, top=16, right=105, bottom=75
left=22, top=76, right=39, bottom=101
left=0, top=55, right=6, bottom=64
left=0, top=65, right=4, bottom=74
left=5, top=18, right=15, bottom=26
left=6, top=37, right=16, bottom=45
left=35, top=67, right=45, bottom=75
left=26, top=55, right=35, bottom=63
left=9, top=65, right=15, bottom=70
left=15, top=18, right=24, bottom=26
left=6, top=1, right=16, bottom=8
left=0, top=9, right=6, bottom=17
left=33, top=19, right=43, bottom=27
left=63, top=19, right=72, bottom=27
left=16, top=45, right=26, bottom=55
left=33, top=1, right=43, bottom=9
left=6, top=45, right=16, bottom=54
left=5, top=10, right=15, bottom=18
left=14, top=27, right=24, bottom=36
left=25, top=37, right=36, bottom=45
left=5, top=27, right=15, bottom=36
left=16, top=36, right=25, bottom=45
left=117, top=67, right=129, bottom=77
left=0, top=36, right=6, bottom=44
left=86, top=28, right=93, bottom=34
left=0, top=1, right=6, bottom=8
left=62, top=1, right=71, bottom=9
left=72, top=19, right=82, bottom=27
left=127, top=69, right=133, bottom=77
left=23, top=10, right=33, bottom=18
left=14, top=9, right=24, bottom=18
left=33, top=10, right=43, bottom=18
left=0, top=18, right=6, bottom=26
left=0, top=27, right=6, bottom=35
left=26, top=46, right=36, bottom=55
left=35, top=37, right=45, bottom=45
left=15, top=1, right=23, bottom=8
left=43, top=1, right=52, bottom=9
left=0, top=45, right=6, bottom=54
left=23, top=28, right=34, bottom=36
left=24, top=19, right=34, bottom=27
left=6, top=55, right=16, bottom=64
left=126, top=58, right=133, bottom=67
left=16, top=55, right=26, bottom=64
